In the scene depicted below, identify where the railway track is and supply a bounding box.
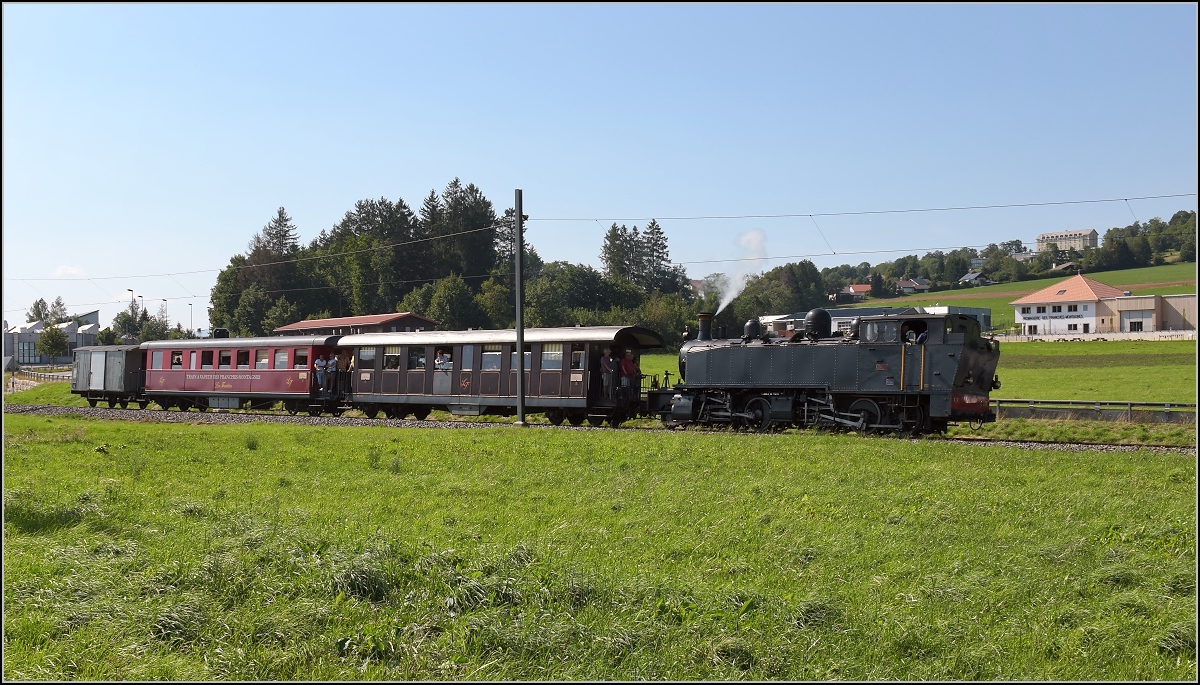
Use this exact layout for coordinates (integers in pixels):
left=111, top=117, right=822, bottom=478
left=5, top=403, right=1194, bottom=455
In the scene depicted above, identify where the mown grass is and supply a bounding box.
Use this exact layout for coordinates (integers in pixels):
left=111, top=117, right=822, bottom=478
left=3, top=415, right=1195, bottom=680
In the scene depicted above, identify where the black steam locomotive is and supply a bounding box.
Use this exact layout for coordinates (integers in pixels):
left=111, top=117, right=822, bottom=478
left=645, top=309, right=1001, bottom=434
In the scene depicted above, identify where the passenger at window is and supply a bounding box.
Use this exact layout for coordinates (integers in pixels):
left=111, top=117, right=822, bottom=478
left=336, top=349, right=353, bottom=397
left=435, top=350, right=451, bottom=370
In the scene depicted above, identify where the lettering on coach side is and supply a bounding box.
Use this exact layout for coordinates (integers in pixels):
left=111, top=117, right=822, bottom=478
left=184, top=374, right=263, bottom=381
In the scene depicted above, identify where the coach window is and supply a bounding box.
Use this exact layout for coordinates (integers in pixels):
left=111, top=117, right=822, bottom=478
left=570, top=343, right=585, bottom=370
left=293, top=349, right=308, bottom=369
left=152, top=350, right=164, bottom=370
left=255, top=350, right=269, bottom=369
left=201, top=350, right=214, bottom=369
left=219, top=351, right=232, bottom=369
left=358, top=346, right=376, bottom=370
left=541, top=343, right=563, bottom=371
left=482, top=344, right=502, bottom=370
left=434, top=347, right=453, bottom=370
left=190, top=351, right=197, bottom=370
left=510, top=344, right=532, bottom=371
left=236, top=350, right=251, bottom=369
left=408, top=347, right=426, bottom=371
left=461, top=344, right=474, bottom=371
left=171, top=351, right=183, bottom=369
left=383, top=346, right=402, bottom=370
left=273, top=348, right=288, bottom=369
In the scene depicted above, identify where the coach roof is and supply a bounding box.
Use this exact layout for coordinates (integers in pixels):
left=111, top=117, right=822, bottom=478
left=140, top=335, right=343, bottom=350
left=338, top=326, right=665, bottom=348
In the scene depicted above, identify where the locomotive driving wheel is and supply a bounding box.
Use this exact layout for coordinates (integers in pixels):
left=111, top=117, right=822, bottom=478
left=847, top=398, right=882, bottom=435
left=743, top=396, right=773, bottom=432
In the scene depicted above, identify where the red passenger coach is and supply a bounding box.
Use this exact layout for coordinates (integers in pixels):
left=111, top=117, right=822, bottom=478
left=140, top=335, right=341, bottom=412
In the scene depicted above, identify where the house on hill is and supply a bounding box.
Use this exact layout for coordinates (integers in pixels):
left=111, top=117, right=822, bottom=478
left=1010, top=273, right=1196, bottom=335
left=958, top=272, right=993, bottom=286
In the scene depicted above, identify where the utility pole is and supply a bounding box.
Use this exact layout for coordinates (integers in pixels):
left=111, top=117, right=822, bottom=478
left=514, top=189, right=527, bottom=427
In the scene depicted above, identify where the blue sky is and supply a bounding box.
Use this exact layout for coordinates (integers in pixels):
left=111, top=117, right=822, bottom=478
left=3, top=3, right=1196, bottom=334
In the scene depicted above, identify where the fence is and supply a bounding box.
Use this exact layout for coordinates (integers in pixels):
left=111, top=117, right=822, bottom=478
left=991, top=398, right=1196, bottom=424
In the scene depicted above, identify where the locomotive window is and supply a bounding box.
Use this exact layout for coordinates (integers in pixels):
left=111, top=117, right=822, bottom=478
left=152, top=350, right=164, bottom=370
left=510, top=344, right=531, bottom=371
left=408, top=347, right=426, bottom=371
left=862, top=322, right=879, bottom=342
left=236, top=350, right=250, bottom=369
left=202, top=350, right=214, bottom=369
left=358, top=347, right=376, bottom=369
left=293, top=349, right=308, bottom=369
left=383, top=346, right=402, bottom=370
left=482, top=344, right=502, bottom=371
left=255, top=350, right=269, bottom=369
left=880, top=322, right=899, bottom=343
left=461, top=345, right=474, bottom=371
left=541, top=343, right=563, bottom=370
left=570, top=343, right=585, bottom=370
left=273, top=349, right=287, bottom=369
left=218, top=351, right=232, bottom=369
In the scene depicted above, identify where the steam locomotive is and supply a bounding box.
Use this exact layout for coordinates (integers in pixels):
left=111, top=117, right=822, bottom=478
left=643, top=309, right=1001, bottom=433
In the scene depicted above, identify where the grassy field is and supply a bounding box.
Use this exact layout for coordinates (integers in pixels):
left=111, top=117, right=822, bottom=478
left=3, top=415, right=1195, bottom=680
left=848, top=263, right=1197, bottom=331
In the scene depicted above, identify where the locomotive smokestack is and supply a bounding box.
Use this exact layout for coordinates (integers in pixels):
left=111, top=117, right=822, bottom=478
left=697, top=312, right=713, bottom=341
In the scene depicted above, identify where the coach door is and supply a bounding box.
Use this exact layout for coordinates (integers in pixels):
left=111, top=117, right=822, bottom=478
left=89, top=350, right=106, bottom=391
left=568, top=343, right=586, bottom=397
left=407, top=346, right=427, bottom=394
left=480, top=344, right=501, bottom=396
left=538, top=343, right=563, bottom=396
left=507, top=344, right=531, bottom=396
left=458, top=345, right=475, bottom=396
left=381, top=346, right=402, bottom=394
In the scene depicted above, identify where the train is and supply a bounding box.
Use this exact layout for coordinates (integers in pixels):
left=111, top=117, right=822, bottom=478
left=70, top=308, right=1001, bottom=435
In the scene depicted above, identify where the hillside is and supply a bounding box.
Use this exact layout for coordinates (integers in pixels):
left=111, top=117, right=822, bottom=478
left=846, top=263, right=1197, bottom=331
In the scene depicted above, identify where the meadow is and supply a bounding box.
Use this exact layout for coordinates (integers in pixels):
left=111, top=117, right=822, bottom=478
left=3, top=414, right=1195, bottom=680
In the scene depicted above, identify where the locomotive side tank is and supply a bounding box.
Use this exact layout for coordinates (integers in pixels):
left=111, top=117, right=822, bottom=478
left=665, top=308, right=1000, bottom=433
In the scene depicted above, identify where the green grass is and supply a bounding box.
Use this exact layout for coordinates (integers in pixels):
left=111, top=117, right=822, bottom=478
left=3, top=415, right=1195, bottom=680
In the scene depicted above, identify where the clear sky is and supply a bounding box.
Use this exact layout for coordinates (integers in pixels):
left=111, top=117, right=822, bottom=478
left=3, top=3, right=1197, bottom=334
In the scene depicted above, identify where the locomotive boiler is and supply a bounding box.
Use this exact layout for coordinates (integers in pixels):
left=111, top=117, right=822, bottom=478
left=655, top=308, right=1001, bottom=433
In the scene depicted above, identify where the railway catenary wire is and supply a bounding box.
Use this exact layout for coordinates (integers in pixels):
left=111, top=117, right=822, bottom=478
left=5, top=404, right=1194, bottom=456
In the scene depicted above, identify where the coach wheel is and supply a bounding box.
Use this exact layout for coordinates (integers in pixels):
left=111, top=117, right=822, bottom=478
left=331, top=408, right=344, bottom=418
left=177, top=400, right=191, bottom=412
left=546, top=409, right=565, bottom=426
left=848, top=399, right=881, bottom=435
left=363, top=405, right=378, bottom=419
left=744, top=396, right=773, bottom=432
left=138, top=400, right=149, bottom=410
left=285, top=402, right=299, bottom=415
left=88, top=399, right=98, bottom=408
left=607, top=413, right=625, bottom=429
left=119, top=400, right=128, bottom=409
left=197, top=403, right=208, bottom=412
left=308, top=408, right=321, bottom=417
left=412, top=407, right=430, bottom=421
left=586, top=416, right=605, bottom=427
left=567, top=413, right=584, bottom=427
left=108, top=399, right=117, bottom=408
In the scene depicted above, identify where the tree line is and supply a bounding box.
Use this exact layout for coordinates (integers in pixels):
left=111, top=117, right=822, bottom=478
left=22, top=192, right=1196, bottom=353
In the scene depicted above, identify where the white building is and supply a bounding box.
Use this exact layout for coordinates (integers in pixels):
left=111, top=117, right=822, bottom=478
left=1010, top=274, right=1197, bottom=335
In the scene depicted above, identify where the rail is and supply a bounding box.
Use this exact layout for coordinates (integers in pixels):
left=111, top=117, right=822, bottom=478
left=991, top=398, right=1195, bottom=413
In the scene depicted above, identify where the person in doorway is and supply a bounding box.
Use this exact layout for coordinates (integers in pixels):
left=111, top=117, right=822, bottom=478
left=599, top=347, right=615, bottom=399
left=619, top=349, right=640, bottom=390
left=314, top=354, right=327, bottom=394
left=325, top=352, right=338, bottom=395
left=336, top=348, right=353, bottom=398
